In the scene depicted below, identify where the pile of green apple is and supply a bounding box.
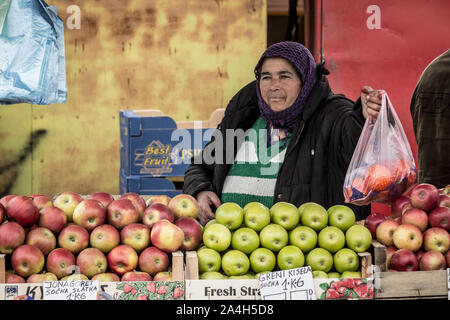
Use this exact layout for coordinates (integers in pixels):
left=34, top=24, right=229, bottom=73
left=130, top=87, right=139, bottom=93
left=198, top=201, right=373, bottom=280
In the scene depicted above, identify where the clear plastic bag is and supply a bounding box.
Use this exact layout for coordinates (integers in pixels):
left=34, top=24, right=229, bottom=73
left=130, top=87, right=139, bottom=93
left=0, top=0, right=67, bottom=105
left=344, top=92, right=417, bottom=205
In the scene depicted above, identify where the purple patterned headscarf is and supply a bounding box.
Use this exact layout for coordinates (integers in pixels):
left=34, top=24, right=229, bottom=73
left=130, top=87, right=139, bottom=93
left=254, top=41, right=317, bottom=131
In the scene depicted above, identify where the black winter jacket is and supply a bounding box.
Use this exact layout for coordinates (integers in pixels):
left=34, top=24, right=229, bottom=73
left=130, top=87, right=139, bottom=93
left=183, top=67, right=371, bottom=220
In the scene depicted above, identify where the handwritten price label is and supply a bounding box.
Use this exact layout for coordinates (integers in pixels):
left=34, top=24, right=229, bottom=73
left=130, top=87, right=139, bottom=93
left=258, top=266, right=316, bottom=300
left=43, top=280, right=99, bottom=300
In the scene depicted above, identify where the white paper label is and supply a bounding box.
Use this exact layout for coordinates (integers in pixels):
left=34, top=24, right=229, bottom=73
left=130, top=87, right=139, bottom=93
left=258, top=266, right=316, bottom=300
left=43, top=280, right=99, bottom=300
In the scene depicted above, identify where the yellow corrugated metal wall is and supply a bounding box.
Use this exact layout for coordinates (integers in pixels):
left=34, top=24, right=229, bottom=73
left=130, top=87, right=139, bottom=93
left=0, top=0, right=267, bottom=197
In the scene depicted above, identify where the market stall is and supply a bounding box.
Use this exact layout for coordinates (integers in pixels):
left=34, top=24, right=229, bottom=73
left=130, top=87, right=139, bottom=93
left=0, top=0, right=449, bottom=305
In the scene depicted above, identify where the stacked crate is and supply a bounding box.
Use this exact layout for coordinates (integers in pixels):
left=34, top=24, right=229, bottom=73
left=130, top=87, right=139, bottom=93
left=119, top=109, right=224, bottom=196
left=372, top=240, right=449, bottom=299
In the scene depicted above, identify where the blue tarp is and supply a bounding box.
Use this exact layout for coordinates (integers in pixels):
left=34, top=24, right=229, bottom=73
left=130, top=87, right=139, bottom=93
left=0, top=0, right=67, bottom=105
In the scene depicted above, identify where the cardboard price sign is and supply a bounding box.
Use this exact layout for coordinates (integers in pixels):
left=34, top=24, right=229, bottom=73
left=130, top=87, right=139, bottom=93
left=43, top=280, right=99, bottom=300
left=258, top=266, right=316, bottom=300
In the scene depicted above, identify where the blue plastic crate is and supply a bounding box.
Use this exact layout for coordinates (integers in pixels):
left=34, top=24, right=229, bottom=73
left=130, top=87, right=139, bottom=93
left=119, top=169, right=182, bottom=197
left=120, top=110, right=219, bottom=176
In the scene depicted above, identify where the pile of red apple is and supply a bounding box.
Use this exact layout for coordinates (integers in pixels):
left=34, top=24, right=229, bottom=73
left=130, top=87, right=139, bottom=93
left=198, top=201, right=373, bottom=280
left=0, top=192, right=203, bottom=284
left=364, top=183, right=450, bottom=271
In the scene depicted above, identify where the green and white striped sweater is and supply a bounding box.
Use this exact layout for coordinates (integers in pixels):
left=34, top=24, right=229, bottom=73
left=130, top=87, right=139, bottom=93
left=221, top=117, right=289, bottom=208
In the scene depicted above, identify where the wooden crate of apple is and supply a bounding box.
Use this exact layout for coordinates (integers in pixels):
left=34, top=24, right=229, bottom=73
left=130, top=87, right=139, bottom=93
left=363, top=183, right=449, bottom=299
left=187, top=201, right=374, bottom=300
left=0, top=191, right=202, bottom=287
left=0, top=252, right=184, bottom=300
